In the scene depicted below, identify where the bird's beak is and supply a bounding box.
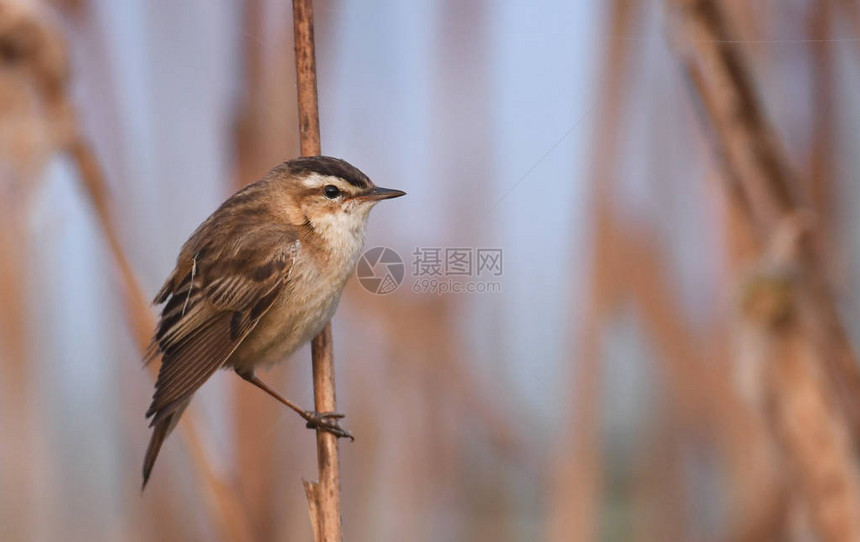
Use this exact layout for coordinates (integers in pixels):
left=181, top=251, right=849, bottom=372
left=358, top=186, right=406, bottom=202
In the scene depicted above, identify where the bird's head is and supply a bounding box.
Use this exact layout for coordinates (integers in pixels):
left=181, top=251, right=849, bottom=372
left=276, top=156, right=405, bottom=246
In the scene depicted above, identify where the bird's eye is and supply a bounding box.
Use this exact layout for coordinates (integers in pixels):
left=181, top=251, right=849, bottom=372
left=323, top=185, right=341, bottom=199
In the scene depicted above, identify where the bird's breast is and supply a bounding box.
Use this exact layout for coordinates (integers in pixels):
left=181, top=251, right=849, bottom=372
left=228, top=242, right=360, bottom=372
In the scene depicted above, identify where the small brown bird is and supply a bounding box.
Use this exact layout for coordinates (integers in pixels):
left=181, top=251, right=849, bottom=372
left=142, top=156, right=404, bottom=488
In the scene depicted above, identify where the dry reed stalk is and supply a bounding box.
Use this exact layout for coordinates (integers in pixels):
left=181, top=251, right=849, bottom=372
left=835, top=0, right=860, bottom=55
left=629, top=414, right=687, bottom=542
left=0, top=3, right=77, bottom=538
left=546, top=207, right=617, bottom=542
left=807, top=1, right=834, bottom=217
left=547, top=1, right=638, bottom=540
left=302, top=327, right=343, bottom=542
left=668, top=0, right=860, bottom=451
left=387, top=294, right=522, bottom=449
left=292, top=0, right=321, bottom=156
left=31, top=0, right=260, bottom=537
left=66, top=136, right=152, bottom=350
left=691, top=7, right=785, bottom=532
left=66, top=128, right=256, bottom=542
left=670, top=2, right=860, bottom=536
left=291, top=1, right=344, bottom=540
left=233, top=0, right=300, bottom=194
left=345, top=264, right=526, bottom=452
left=398, top=295, right=522, bottom=534
left=741, top=216, right=860, bottom=542
left=234, top=0, right=265, bottom=191
left=231, top=1, right=299, bottom=536
left=58, top=81, right=255, bottom=542
left=622, top=225, right=790, bottom=542
left=0, top=3, right=180, bottom=538
left=337, top=290, right=526, bottom=537
left=807, top=1, right=839, bottom=281
left=0, top=224, right=34, bottom=542
left=714, top=174, right=790, bottom=541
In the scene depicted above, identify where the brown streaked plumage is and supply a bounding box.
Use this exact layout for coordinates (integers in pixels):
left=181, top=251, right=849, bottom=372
left=142, top=156, right=404, bottom=488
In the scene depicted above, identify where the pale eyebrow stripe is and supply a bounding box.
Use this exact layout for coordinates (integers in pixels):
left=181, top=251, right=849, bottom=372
left=302, top=174, right=357, bottom=194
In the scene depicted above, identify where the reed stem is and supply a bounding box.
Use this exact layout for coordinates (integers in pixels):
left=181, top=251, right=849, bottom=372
left=292, top=1, right=344, bottom=540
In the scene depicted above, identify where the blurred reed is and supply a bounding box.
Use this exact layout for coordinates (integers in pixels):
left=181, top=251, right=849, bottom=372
left=0, top=1, right=257, bottom=540
left=742, top=215, right=860, bottom=541
left=231, top=0, right=301, bottom=538
left=548, top=1, right=638, bottom=540
left=5, top=1, right=860, bottom=540
left=67, top=40, right=258, bottom=542
left=0, top=2, right=74, bottom=539
left=670, top=0, right=860, bottom=539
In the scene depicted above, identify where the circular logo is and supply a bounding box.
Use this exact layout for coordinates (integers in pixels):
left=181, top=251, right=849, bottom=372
left=356, top=247, right=404, bottom=295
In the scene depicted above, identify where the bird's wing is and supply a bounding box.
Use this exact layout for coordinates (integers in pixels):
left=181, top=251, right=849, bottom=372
left=145, top=222, right=299, bottom=425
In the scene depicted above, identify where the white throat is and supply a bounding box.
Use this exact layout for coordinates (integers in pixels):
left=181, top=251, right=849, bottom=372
left=312, top=205, right=372, bottom=271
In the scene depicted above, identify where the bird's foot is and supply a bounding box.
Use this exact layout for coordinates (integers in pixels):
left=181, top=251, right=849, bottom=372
left=302, top=410, right=354, bottom=441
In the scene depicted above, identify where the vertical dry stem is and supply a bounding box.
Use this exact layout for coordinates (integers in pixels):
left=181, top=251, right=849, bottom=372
left=66, top=128, right=255, bottom=542
left=1, top=3, right=253, bottom=539
left=765, top=331, right=860, bottom=542
left=231, top=1, right=300, bottom=536
left=0, top=221, right=35, bottom=542
left=547, top=2, right=638, bottom=540
left=292, top=1, right=343, bottom=540
left=742, top=218, right=860, bottom=542
left=668, top=0, right=860, bottom=451
left=293, top=0, right=321, bottom=157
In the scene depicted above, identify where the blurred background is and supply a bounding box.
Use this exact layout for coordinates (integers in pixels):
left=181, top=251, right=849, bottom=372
left=3, top=0, right=860, bottom=540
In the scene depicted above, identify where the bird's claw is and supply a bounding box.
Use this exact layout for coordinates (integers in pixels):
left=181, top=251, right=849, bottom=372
left=303, top=410, right=354, bottom=441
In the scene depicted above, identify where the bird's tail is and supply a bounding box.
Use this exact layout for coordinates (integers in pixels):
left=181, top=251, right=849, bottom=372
left=142, top=398, right=189, bottom=490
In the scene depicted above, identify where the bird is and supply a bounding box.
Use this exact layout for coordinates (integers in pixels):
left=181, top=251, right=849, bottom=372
left=141, top=156, right=405, bottom=489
